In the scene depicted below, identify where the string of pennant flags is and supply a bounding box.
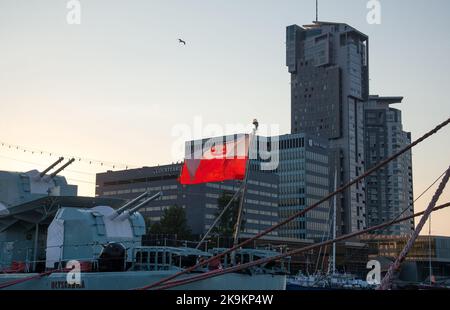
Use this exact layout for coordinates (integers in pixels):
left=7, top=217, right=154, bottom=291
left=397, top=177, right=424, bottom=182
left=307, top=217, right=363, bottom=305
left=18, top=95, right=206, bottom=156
left=0, top=154, right=95, bottom=176
left=0, top=153, right=96, bottom=185
left=0, top=141, right=188, bottom=189
left=0, top=140, right=139, bottom=171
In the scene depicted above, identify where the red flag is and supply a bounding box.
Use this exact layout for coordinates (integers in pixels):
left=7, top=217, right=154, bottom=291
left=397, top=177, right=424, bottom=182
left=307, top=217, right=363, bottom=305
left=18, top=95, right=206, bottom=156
left=179, top=135, right=249, bottom=185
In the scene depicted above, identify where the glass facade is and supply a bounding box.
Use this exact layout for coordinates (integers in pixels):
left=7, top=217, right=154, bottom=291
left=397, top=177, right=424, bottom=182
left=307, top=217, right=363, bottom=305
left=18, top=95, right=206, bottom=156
left=261, top=133, right=330, bottom=241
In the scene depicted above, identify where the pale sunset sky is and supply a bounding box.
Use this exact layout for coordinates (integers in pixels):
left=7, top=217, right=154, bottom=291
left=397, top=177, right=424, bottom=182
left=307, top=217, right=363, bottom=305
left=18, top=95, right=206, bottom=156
left=0, top=1, right=449, bottom=235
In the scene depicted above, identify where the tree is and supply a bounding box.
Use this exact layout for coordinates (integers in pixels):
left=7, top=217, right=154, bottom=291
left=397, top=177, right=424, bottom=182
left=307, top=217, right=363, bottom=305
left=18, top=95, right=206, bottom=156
left=213, top=192, right=245, bottom=239
left=149, top=205, right=192, bottom=240
left=144, top=217, right=153, bottom=234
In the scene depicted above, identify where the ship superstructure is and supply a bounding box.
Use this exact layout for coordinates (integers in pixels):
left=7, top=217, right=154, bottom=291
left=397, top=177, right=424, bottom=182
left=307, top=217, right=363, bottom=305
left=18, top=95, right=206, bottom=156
left=0, top=160, right=288, bottom=290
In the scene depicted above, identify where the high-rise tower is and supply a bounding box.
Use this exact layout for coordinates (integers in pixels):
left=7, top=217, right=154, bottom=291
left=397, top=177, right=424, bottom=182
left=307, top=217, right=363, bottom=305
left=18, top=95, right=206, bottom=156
left=364, top=95, right=414, bottom=235
left=286, top=21, right=369, bottom=234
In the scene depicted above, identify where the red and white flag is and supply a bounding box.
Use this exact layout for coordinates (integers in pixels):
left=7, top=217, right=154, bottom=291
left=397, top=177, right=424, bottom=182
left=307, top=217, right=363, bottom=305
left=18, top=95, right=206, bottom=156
left=179, top=135, right=250, bottom=185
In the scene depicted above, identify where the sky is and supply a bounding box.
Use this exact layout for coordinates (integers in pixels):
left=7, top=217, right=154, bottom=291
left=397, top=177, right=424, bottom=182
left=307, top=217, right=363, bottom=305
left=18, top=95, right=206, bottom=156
left=0, top=0, right=449, bottom=235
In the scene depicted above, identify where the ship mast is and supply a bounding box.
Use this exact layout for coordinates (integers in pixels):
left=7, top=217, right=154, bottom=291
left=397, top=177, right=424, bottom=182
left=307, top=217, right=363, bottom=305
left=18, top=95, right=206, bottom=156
left=195, top=185, right=243, bottom=249
left=231, top=119, right=258, bottom=265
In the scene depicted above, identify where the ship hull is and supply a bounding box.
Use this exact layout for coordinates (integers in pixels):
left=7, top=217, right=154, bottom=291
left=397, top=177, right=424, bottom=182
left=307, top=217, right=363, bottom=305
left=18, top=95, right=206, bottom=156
left=0, top=271, right=286, bottom=290
left=286, top=283, right=332, bottom=291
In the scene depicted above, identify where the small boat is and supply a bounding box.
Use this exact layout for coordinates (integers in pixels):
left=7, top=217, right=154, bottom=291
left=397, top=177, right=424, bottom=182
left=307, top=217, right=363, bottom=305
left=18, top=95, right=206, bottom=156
left=287, top=271, right=373, bottom=290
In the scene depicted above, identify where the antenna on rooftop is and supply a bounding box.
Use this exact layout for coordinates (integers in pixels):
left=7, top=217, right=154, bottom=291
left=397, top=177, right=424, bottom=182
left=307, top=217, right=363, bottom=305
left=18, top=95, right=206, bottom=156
left=316, top=0, right=319, bottom=22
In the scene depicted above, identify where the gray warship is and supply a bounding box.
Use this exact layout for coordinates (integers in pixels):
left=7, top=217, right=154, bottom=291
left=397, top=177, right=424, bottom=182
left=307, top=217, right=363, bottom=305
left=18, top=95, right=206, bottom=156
left=0, top=159, right=287, bottom=290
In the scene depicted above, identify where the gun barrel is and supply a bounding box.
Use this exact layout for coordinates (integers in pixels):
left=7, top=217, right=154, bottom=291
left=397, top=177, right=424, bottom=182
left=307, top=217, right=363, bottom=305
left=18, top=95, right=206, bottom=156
left=127, top=191, right=162, bottom=214
left=50, top=158, right=75, bottom=178
left=40, top=157, right=64, bottom=178
left=115, top=191, right=149, bottom=215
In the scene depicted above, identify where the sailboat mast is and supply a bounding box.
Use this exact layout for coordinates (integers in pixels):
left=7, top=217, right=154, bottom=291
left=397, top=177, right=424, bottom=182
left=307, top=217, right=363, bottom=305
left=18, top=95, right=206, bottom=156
left=428, top=214, right=433, bottom=285
left=332, top=169, right=337, bottom=275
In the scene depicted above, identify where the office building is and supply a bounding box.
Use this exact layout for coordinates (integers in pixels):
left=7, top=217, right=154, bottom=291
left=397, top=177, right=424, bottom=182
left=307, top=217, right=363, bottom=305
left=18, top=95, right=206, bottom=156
left=95, top=163, right=279, bottom=238
left=187, top=133, right=332, bottom=241
left=361, top=235, right=450, bottom=282
left=268, top=134, right=331, bottom=240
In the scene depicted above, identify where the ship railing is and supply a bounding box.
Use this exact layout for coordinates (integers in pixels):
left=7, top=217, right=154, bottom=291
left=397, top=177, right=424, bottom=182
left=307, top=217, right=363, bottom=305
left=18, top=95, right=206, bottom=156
left=131, top=249, right=172, bottom=271
left=0, top=240, right=144, bottom=273
left=207, top=248, right=291, bottom=274
left=142, top=236, right=208, bottom=250
left=1, top=239, right=207, bottom=273
left=130, top=247, right=205, bottom=272
left=0, top=240, right=292, bottom=274
left=0, top=257, right=99, bottom=274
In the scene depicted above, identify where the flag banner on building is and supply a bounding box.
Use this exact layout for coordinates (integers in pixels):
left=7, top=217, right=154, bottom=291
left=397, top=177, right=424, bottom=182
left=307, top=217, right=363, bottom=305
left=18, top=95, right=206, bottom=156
left=179, top=134, right=250, bottom=185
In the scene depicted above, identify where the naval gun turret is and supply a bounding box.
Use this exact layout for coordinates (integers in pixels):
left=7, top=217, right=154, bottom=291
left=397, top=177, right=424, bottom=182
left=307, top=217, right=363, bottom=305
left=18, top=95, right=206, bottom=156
left=0, top=157, right=77, bottom=213
left=0, top=159, right=145, bottom=273
left=45, top=191, right=162, bottom=271
left=0, top=158, right=79, bottom=271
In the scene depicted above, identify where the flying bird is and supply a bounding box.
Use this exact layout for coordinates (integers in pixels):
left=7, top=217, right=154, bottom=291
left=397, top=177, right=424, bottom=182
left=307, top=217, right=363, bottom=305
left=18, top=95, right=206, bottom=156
left=178, top=38, right=186, bottom=46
